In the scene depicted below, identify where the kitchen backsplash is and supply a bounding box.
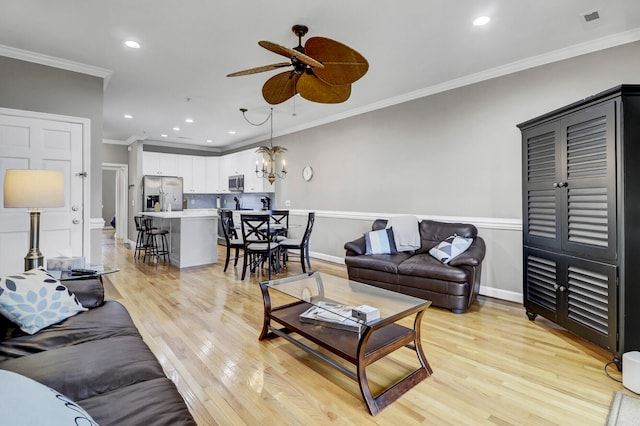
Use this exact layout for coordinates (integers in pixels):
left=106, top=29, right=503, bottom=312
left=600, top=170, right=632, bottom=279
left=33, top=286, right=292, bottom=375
left=183, top=192, right=275, bottom=211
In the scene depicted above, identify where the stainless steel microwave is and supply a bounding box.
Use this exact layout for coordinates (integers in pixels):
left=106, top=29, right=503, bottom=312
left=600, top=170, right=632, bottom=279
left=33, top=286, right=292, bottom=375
left=228, top=174, right=244, bottom=192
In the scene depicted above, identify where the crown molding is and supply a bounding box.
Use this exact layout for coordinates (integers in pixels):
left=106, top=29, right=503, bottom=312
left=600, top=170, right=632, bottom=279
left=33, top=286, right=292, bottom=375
left=0, top=44, right=112, bottom=89
left=243, top=28, right=640, bottom=146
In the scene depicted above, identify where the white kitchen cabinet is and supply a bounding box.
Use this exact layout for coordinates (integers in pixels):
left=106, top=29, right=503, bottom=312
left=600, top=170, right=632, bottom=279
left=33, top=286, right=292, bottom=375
left=177, top=156, right=194, bottom=193
left=142, top=151, right=160, bottom=175
left=192, top=156, right=207, bottom=193
left=143, top=152, right=178, bottom=176
left=177, top=155, right=207, bottom=193
left=205, top=156, right=220, bottom=193
left=244, top=150, right=267, bottom=193
left=159, top=153, right=178, bottom=176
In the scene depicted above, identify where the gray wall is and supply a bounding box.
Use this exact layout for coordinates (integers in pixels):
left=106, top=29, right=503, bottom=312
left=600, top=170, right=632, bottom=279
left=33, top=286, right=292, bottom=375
left=102, top=143, right=129, bottom=164
left=0, top=55, right=104, bottom=262
left=102, top=169, right=116, bottom=226
left=270, top=41, right=640, bottom=300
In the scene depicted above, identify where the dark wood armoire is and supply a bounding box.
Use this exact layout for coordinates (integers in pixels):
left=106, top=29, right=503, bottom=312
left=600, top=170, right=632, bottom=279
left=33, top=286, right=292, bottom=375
left=518, top=85, right=640, bottom=367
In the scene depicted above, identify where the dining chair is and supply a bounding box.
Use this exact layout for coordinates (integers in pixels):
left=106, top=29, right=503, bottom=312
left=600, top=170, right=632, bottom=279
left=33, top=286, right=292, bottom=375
left=219, top=210, right=244, bottom=272
left=279, top=212, right=315, bottom=273
left=240, top=214, right=281, bottom=280
left=270, top=209, right=290, bottom=240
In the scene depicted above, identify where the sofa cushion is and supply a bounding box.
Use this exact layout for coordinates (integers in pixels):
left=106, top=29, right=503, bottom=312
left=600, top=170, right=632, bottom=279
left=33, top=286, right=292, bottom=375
left=0, top=335, right=167, bottom=402
left=416, top=220, right=478, bottom=254
left=78, top=377, right=196, bottom=426
left=345, top=252, right=412, bottom=274
left=0, top=301, right=140, bottom=361
left=429, top=235, right=473, bottom=264
left=0, top=369, right=98, bottom=425
left=0, top=268, right=87, bottom=335
left=398, top=254, right=469, bottom=282
left=365, top=228, right=398, bottom=255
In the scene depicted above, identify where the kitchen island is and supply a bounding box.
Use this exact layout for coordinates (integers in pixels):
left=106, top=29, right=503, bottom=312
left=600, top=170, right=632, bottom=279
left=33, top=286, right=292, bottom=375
left=141, top=209, right=218, bottom=268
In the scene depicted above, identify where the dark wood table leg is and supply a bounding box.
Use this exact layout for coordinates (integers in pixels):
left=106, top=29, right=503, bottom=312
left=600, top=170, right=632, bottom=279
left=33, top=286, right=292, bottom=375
left=356, top=308, right=432, bottom=416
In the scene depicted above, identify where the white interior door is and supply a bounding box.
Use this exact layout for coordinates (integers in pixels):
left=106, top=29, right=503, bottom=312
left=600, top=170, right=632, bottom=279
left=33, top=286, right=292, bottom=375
left=0, top=112, right=84, bottom=275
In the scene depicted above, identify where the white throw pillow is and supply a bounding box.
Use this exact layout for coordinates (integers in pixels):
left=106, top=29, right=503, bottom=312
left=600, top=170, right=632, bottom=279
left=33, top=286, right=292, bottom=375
left=429, top=235, right=473, bottom=264
left=0, top=268, right=86, bottom=334
left=0, top=369, right=98, bottom=425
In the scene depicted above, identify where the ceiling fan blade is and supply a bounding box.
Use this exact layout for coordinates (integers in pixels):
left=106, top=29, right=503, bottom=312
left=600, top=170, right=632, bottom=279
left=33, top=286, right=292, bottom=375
left=258, top=41, right=324, bottom=69
left=226, top=62, right=291, bottom=77
left=262, top=71, right=300, bottom=105
left=297, top=73, right=351, bottom=104
left=304, top=37, right=369, bottom=86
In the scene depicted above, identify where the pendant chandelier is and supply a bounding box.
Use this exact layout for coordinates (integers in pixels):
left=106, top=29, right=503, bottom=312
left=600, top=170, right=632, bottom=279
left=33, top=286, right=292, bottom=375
left=240, top=107, right=287, bottom=185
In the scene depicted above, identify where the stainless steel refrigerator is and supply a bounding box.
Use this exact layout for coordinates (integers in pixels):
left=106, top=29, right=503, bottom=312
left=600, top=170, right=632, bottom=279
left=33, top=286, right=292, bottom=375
left=142, top=175, right=183, bottom=212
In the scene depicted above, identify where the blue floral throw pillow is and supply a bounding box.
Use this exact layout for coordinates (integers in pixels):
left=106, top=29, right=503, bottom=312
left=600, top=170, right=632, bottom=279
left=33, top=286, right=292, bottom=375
left=365, top=228, right=398, bottom=255
left=429, top=235, right=473, bottom=264
left=0, top=268, right=87, bottom=335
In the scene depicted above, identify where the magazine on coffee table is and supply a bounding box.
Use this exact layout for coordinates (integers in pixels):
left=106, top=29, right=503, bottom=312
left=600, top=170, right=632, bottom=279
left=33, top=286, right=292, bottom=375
left=299, top=301, right=363, bottom=332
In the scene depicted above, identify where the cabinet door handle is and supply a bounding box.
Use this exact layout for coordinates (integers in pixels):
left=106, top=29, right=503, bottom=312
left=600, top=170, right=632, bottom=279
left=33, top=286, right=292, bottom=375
left=559, top=286, right=567, bottom=292
left=553, top=182, right=559, bottom=188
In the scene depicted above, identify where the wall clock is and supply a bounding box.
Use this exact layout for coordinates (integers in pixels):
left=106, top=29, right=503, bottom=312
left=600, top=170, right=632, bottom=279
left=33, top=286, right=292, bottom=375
left=302, top=165, right=314, bottom=181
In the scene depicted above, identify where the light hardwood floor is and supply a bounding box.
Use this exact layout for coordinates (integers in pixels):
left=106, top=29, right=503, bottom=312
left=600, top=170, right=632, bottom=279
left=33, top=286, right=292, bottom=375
left=101, top=230, right=627, bottom=425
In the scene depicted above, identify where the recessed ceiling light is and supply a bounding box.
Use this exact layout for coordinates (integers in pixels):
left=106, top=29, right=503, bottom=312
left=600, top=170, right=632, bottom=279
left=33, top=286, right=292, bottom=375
left=473, top=16, right=491, bottom=26
left=123, top=114, right=133, bottom=119
left=228, top=130, right=236, bottom=135
left=173, top=127, right=180, bottom=131
left=161, top=134, right=168, bottom=138
left=185, top=118, right=194, bottom=124
left=124, top=40, right=141, bottom=49
left=206, top=139, right=213, bottom=143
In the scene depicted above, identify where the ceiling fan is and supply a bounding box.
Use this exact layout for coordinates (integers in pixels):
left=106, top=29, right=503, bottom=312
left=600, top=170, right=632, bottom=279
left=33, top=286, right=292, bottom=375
left=227, top=25, right=369, bottom=105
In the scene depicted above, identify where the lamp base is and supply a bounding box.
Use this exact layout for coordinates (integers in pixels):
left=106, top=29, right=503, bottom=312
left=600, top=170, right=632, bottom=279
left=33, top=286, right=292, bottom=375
left=25, top=252, right=44, bottom=271
left=24, top=210, right=43, bottom=271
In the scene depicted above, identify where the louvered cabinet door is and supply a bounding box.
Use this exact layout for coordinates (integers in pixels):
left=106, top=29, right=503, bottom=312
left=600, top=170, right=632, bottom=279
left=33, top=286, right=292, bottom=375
left=524, top=248, right=617, bottom=352
left=523, top=248, right=560, bottom=322
left=523, top=122, right=562, bottom=251
left=560, top=101, right=617, bottom=261
left=564, top=256, right=617, bottom=351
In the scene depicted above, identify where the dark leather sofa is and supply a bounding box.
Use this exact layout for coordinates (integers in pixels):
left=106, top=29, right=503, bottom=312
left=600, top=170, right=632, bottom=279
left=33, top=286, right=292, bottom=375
left=0, top=277, right=195, bottom=425
left=344, top=219, right=486, bottom=313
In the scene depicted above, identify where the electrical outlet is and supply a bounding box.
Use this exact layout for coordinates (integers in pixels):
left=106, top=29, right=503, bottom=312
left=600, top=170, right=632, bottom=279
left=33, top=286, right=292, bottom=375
left=285, top=200, right=291, bottom=207
left=191, top=199, right=195, bottom=204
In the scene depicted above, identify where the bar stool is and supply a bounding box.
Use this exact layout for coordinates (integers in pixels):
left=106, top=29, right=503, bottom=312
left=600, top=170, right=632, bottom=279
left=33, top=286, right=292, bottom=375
left=143, top=218, right=170, bottom=263
left=134, top=216, right=148, bottom=259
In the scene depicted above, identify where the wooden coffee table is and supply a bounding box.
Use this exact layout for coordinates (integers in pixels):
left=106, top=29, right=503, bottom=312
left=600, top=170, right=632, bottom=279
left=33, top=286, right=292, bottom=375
left=259, top=272, right=432, bottom=415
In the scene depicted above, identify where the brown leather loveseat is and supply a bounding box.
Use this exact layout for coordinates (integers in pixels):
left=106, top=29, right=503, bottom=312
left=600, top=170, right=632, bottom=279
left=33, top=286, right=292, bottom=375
left=344, top=219, right=486, bottom=313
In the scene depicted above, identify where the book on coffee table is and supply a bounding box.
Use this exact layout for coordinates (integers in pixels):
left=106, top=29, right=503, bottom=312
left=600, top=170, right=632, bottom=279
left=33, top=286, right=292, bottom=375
left=299, top=301, right=363, bottom=332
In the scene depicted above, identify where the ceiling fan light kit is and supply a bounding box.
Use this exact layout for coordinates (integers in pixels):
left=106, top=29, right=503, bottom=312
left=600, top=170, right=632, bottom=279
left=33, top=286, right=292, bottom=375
left=228, top=24, right=369, bottom=105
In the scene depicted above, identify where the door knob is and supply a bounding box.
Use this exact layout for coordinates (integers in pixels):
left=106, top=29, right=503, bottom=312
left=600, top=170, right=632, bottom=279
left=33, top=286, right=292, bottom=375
left=71, top=205, right=80, bottom=211
left=72, top=219, right=80, bottom=224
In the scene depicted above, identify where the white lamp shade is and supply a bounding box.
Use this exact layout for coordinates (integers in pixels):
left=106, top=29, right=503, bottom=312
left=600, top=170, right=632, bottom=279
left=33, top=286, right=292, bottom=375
left=3, top=169, right=65, bottom=208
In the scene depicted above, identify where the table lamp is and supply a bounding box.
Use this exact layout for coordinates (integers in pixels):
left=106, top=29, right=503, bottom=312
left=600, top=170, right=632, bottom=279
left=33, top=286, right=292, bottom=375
left=3, top=169, right=65, bottom=271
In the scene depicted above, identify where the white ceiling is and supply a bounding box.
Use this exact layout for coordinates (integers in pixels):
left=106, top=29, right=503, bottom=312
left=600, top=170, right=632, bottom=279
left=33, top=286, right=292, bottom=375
left=1, top=1, right=639, bottom=151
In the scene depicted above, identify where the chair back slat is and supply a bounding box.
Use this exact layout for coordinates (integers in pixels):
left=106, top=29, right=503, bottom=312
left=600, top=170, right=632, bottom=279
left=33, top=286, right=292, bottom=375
left=241, top=214, right=271, bottom=244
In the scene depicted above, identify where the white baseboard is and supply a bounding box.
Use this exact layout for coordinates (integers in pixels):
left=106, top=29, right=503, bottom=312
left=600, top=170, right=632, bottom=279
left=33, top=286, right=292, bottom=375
left=479, top=286, right=522, bottom=303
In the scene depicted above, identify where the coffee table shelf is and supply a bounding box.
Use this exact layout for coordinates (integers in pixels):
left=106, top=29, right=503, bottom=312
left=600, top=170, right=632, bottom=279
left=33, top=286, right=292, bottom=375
left=269, top=301, right=416, bottom=364
left=259, top=272, right=432, bottom=415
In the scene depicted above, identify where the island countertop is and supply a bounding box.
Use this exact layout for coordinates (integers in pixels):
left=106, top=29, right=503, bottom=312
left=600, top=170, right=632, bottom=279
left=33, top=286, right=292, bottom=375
left=140, top=209, right=218, bottom=219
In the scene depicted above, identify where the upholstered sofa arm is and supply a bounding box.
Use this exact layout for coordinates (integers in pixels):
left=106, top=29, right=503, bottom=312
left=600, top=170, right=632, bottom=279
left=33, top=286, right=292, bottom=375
left=344, top=236, right=367, bottom=256
left=448, top=236, right=486, bottom=267
left=63, top=278, right=105, bottom=309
